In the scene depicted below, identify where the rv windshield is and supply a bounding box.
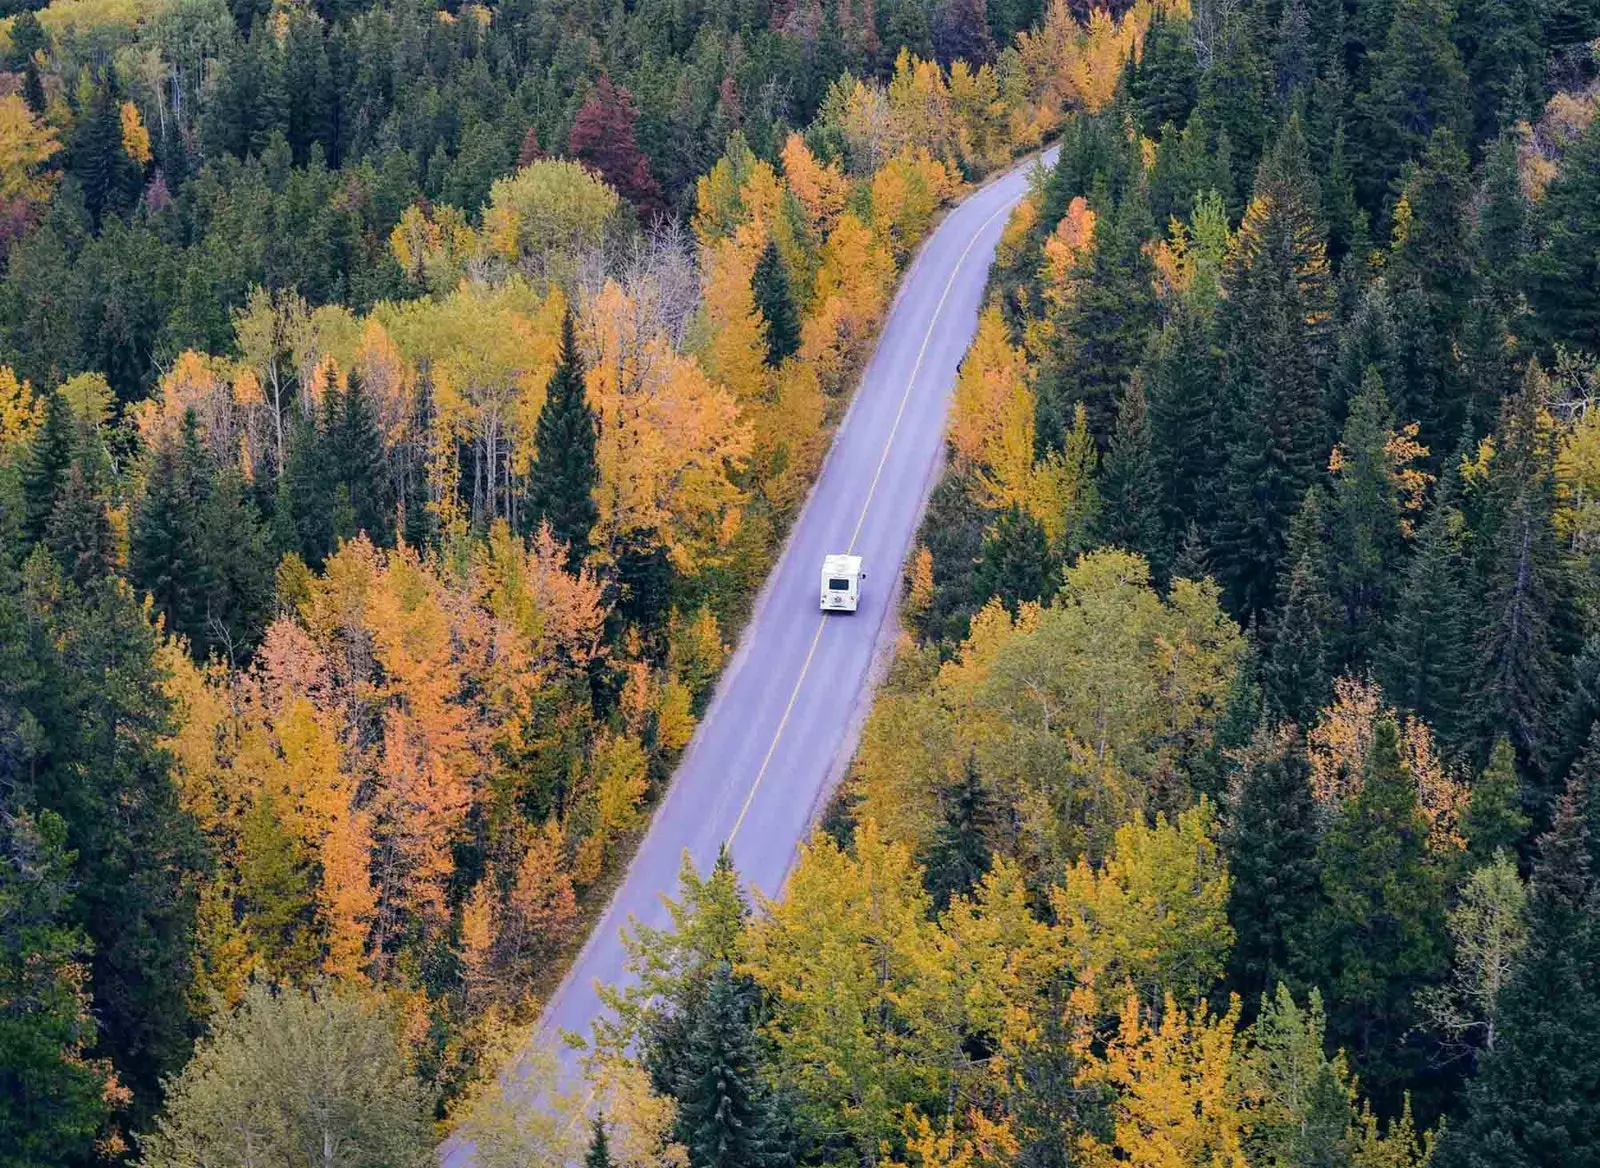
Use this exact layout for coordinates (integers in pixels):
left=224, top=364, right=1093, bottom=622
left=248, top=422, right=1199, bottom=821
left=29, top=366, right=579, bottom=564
left=827, top=577, right=851, bottom=591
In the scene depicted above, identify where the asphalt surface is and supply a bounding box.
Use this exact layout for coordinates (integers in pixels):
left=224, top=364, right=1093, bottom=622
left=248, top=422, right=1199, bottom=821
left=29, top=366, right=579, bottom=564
left=441, top=145, right=1056, bottom=1165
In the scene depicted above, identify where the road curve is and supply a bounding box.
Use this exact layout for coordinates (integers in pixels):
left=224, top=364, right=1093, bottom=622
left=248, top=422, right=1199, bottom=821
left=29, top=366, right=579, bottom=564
left=442, top=146, right=1055, bottom=1166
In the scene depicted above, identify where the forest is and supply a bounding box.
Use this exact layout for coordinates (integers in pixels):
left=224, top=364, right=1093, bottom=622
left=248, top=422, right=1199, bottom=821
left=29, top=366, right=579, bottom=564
left=0, top=0, right=1597, bottom=1153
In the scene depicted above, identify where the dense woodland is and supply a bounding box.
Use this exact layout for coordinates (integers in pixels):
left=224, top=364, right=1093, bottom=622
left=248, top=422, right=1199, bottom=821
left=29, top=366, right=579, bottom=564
left=1, top=0, right=1599, bottom=1155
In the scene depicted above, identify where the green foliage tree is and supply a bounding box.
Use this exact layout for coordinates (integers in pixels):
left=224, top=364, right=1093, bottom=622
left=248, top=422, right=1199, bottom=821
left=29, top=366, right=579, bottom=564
left=1262, top=487, right=1336, bottom=725
left=528, top=310, right=599, bottom=566
left=140, top=981, right=434, bottom=1168
left=1096, top=374, right=1167, bottom=577
left=1527, top=115, right=1600, bottom=355
left=1465, top=738, right=1532, bottom=861
left=675, top=961, right=788, bottom=1168
left=586, top=1115, right=614, bottom=1168
left=20, top=390, right=74, bottom=545
left=973, top=503, right=1056, bottom=615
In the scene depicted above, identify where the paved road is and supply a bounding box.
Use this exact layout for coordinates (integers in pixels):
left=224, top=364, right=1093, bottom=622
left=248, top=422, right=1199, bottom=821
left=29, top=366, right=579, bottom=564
left=441, top=146, right=1055, bottom=1165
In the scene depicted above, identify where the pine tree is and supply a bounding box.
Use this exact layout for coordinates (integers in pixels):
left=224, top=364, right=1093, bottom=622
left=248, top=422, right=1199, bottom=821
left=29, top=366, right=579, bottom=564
left=1213, top=114, right=1335, bottom=621
left=1096, top=374, right=1167, bottom=576
left=1262, top=488, right=1337, bottom=725
left=1328, top=367, right=1406, bottom=670
left=1296, top=717, right=1448, bottom=1105
left=1455, top=0, right=1544, bottom=142
left=21, top=58, right=45, bottom=115
left=1148, top=299, right=1225, bottom=536
left=44, top=463, right=115, bottom=589
left=1197, top=6, right=1275, bottom=186
left=973, top=504, right=1055, bottom=615
left=751, top=240, right=801, bottom=367
left=20, top=391, right=75, bottom=546
left=196, top=466, right=275, bottom=662
left=130, top=414, right=210, bottom=650
left=1226, top=725, right=1323, bottom=1006
left=72, top=68, right=138, bottom=225
left=586, top=1115, right=614, bottom=1168
left=676, top=962, right=787, bottom=1168
left=1475, top=134, right=1530, bottom=313
left=1353, top=0, right=1470, bottom=213
left=1378, top=468, right=1474, bottom=753
left=1432, top=732, right=1600, bottom=1168
left=323, top=370, right=388, bottom=545
left=1474, top=365, right=1566, bottom=810
left=921, top=755, right=994, bottom=911
left=1128, top=8, right=1198, bottom=136
left=1526, top=114, right=1600, bottom=355
left=1465, top=737, right=1531, bottom=862
left=528, top=311, right=599, bottom=567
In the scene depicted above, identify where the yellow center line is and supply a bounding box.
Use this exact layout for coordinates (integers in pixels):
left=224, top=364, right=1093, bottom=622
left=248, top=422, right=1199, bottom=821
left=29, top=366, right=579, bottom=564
left=725, top=193, right=1017, bottom=849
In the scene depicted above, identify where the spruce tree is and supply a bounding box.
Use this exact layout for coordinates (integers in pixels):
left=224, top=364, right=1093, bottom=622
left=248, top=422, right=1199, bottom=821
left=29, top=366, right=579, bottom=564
left=1328, top=367, right=1406, bottom=670
left=21, top=391, right=75, bottom=546
left=323, top=370, right=388, bottom=545
left=586, top=1115, right=614, bottom=1168
left=1148, top=299, right=1224, bottom=536
left=1226, top=724, right=1323, bottom=1005
left=1433, top=732, right=1600, bottom=1168
left=1474, top=365, right=1566, bottom=810
left=196, top=466, right=275, bottom=663
left=973, top=504, right=1055, bottom=615
left=1353, top=0, right=1470, bottom=213
left=1465, top=737, right=1532, bottom=862
left=72, top=69, right=139, bottom=225
left=676, top=962, right=786, bottom=1168
left=1213, top=114, right=1335, bottom=621
left=1096, top=375, right=1167, bottom=576
left=1262, top=488, right=1337, bottom=726
left=1378, top=468, right=1474, bottom=754
left=751, top=240, right=800, bottom=367
left=129, top=414, right=210, bottom=650
left=922, top=755, right=994, bottom=911
left=1127, top=8, right=1198, bottom=136
left=528, top=311, right=599, bottom=567
left=1526, top=114, right=1600, bottom=354
left=1475, top=134, right=1530, bottom=313
left=44, top=464, right=115, bottom=589
left=1296, top=717, right=1449, bottom=1105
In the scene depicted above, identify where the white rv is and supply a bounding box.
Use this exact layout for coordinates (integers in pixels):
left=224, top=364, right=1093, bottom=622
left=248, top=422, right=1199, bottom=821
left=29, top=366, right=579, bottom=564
left=820, top=554, right=864, bottom=613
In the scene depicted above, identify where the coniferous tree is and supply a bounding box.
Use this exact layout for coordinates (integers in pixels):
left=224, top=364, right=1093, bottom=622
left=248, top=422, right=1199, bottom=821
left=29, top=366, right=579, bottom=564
left=1378, top=468, right=1474, bottom=752
left=922, top=755, right=994, bottom=910
left=586, top=1115, right=615, bottom=1168
left=1474, top=364, right=1566, bottom=809
left=130, top=414, right=210, bottom=650
left=676, top=961, right=787, bottom=1168
left=1296, top=717, right=1448, bottom=1104
left=1197, top=6, right=1275, bottom=189
left=21, top=58, right=44, bottom=115
left=1096, top=375, right=1166, bottom=576
left=528, top=311, right=599, bottom=567
left=1526, top=115, right=1600, bottom=354
left=1213, top=114, right=1335, bottom=621
left=1328, top=367, right=1407, bottom=670
left=751, top=240, right=801, bottom=367
left=1465, top=737, right=1532, bottom=862
left=1148, top=298, right=1224, bottom=535
left=44, top=463, right=115, bottom=589
left=195, top=465, right=275, bottom=662
left=973, top=504, right=1055, bottom=614
left=1433, top=733, right=1600, bottom=1168
left=323, top=370, right=388, bottom=545
left=1353, top=0, right=1470, bottom=213
left=1475, top=134, right=1530, bottom=313
left=1227, top=725, right=1323, bottom=1005
left=72, top=69, right=139, bottom=225
left=1455, top=0, right=1545, bottom=142
left=1127, top=9, right=1198, bottom=136
left=567, top=76, right=664, bottom=218
left=1262, top=488, right=1337, bottom=725
left=20, top=390, right=74, bottom=545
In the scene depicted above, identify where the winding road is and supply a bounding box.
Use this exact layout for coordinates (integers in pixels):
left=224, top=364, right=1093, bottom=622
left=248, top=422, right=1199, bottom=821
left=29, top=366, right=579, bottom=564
left=442, top=146, right=1056, bottom=1166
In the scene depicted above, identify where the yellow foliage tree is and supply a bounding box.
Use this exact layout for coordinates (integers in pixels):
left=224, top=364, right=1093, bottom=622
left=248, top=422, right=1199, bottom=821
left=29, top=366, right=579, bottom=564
left=0, top=92, right=61, bottom=209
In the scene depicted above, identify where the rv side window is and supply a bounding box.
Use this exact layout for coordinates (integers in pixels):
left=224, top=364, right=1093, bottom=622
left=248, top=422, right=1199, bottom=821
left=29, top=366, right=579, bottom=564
left=828, top=577, right=851, bottom=591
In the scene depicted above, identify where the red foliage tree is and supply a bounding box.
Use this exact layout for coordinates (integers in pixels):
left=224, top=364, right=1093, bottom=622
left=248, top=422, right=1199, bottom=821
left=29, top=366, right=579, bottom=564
left=566, top=76, right=664, bottom=219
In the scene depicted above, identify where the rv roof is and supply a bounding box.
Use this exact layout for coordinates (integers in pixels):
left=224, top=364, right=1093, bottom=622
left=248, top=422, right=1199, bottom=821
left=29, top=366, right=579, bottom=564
left=822, top=554, right=862, bottom=575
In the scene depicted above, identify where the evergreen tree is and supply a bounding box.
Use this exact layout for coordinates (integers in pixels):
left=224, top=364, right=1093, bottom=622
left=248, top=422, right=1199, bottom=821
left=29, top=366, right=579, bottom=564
left=1378, top=465, right=1474, bottom=752
left=676, top=962, right=787, bottom=1168
left=1465, top=737, right=1532, bottom=862
left=1455, top=0, right=1544, bottom=142
left=196, top=466, right=275, bottom=662
left=20, top=390, right=74, bottom=546
left=1296, top=717, right=1448, bottom=1105
left=1526, top=115, right=1600, bottom=355
left=71, top=69, right=139, bottom=225
left=1213, top=114, right=1335, bottom=621
left=1474, top=365, right=1566, bottom=810
left=586, top=1115, right=615, bottom=1168
left=1475, top=134, right=1530, bottom=312
left=751, top=240, right=800, bottom=367
left=1096, top=375, right=1166, bottom=576
left=1433, top=733, right=1600, bottom=1168
left=324, top=370, right=388, bottom=545
left=1127, top=9, right=1198, bottom=136
left=1227, top=725, right=1323, bottom=1005
left=528, top=310, right=599, bottom=567
left=21, top=58, right=45, bottom=115
left=0, top=807, right=109, bottom=1168
left=922, top=755, right=994, bottom=911
left=1327, top=367, right=1406, bottom=670
left=1353, top=0, right=1470, bottom=213
left=1262, top=488, right=1337, bottom=725
left=1197, top=6, right=1275, bottom=189
left=973, top=504, right=1055, bottom=614
left=1147, top=298, right=1224, bottom=535
left=44, top=463, right=115, bottom=589
left=130, top=415, right=210, bottom=650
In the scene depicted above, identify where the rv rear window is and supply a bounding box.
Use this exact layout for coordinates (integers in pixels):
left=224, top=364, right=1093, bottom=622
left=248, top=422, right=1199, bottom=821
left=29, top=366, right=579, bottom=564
left=828, top=577, right=851, bottom=591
